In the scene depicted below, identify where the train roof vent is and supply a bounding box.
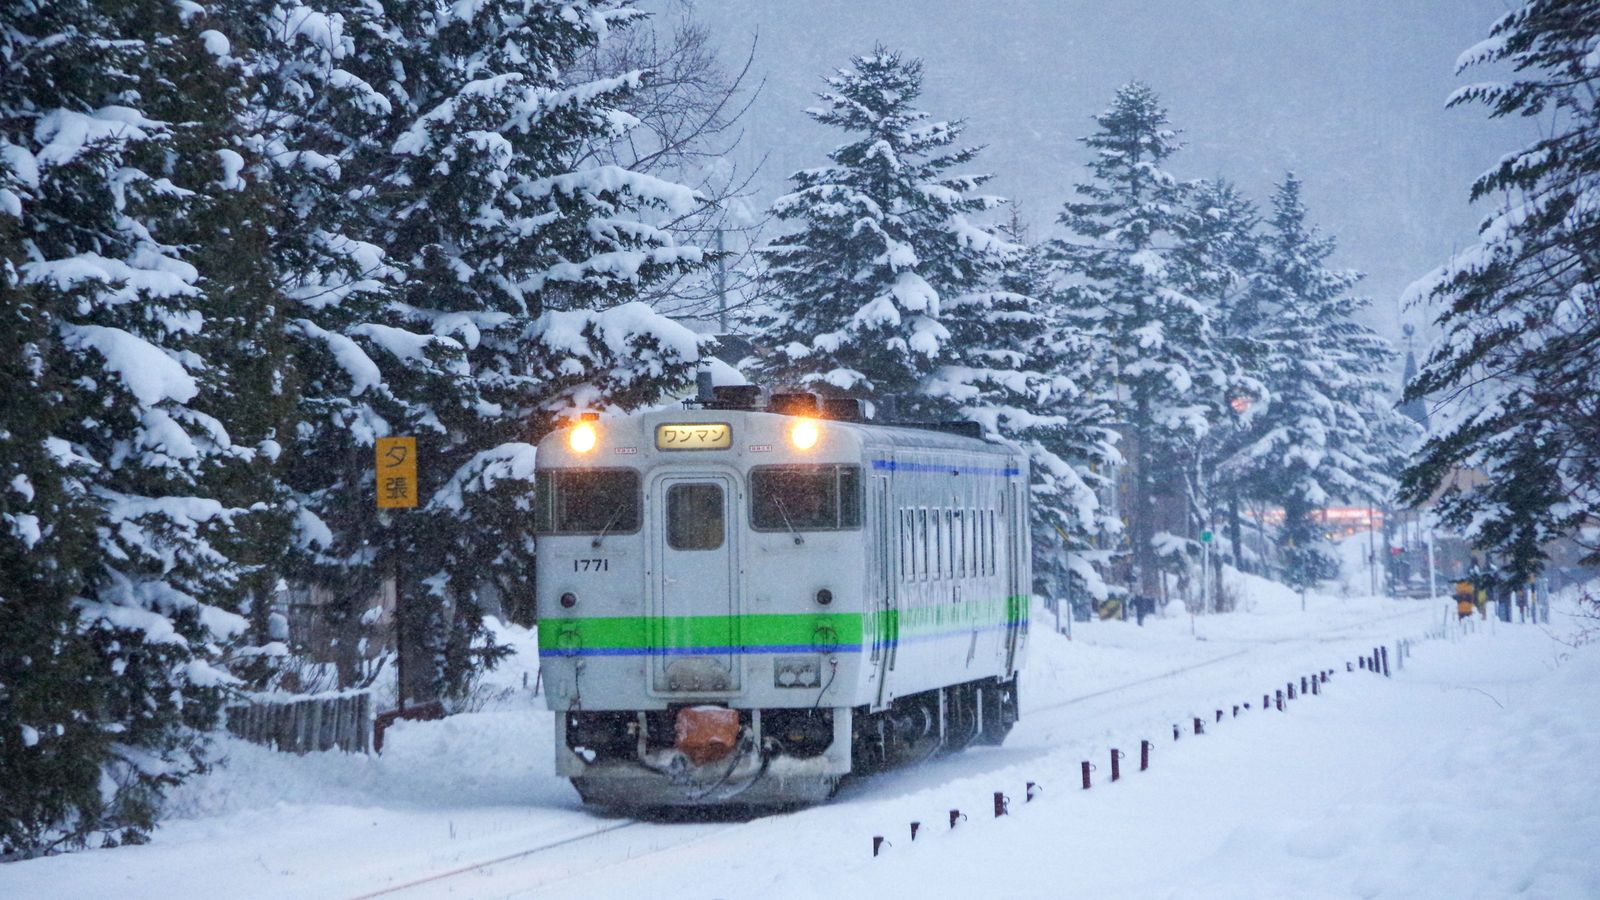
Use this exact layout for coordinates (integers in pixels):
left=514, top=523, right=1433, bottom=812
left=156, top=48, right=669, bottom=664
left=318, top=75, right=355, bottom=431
left=820, top=397, right=866, bottom=421
left=704, top=384, right=763, bottom=410
left=768, top=391, right=820, bottom=417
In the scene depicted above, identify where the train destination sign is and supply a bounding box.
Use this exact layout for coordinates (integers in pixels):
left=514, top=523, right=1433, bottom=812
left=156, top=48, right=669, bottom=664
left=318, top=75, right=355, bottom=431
left=655, top=422, right=732, bottom=451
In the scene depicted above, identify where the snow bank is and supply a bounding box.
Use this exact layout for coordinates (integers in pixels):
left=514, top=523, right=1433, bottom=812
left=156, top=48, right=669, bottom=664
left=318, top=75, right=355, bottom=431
left=11, top=587, right=1597, bottom=899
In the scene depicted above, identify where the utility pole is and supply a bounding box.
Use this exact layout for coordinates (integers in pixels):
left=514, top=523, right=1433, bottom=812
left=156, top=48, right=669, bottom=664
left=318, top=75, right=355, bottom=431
left=1366, top=507, right=1378, bottom=597
left=1426, top=527, right=1438, bottom=601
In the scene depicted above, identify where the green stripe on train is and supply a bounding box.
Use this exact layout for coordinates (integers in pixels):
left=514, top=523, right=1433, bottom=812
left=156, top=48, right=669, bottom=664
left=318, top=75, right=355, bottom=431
left=538, top=596, right=1028, bottom=651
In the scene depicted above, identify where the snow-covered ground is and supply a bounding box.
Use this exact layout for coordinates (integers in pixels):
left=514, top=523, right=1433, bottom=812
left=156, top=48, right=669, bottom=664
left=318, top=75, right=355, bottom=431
left=6, top=563, right=1597, bottom=899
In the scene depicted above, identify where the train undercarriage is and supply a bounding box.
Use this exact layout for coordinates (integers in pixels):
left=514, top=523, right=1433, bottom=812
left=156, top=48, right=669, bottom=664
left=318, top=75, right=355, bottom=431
left=561, top=676, right=1020, bottom=809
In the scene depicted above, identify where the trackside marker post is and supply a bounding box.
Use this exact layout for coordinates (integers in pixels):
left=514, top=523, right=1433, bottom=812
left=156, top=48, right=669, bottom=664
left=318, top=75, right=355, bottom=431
left=994, top=792, right=1009, bottom=817
left=1026, top=782, right=1042, bottom=802
left=1140, top=740, right=1151, bottom=771
left=1081, top=761, right=1092, bottom=789
left=910, top=821, right=921, bottom=841
left=1111, top=749, right=1122, bottom=782
left=873, top=836, right=888, bottom=857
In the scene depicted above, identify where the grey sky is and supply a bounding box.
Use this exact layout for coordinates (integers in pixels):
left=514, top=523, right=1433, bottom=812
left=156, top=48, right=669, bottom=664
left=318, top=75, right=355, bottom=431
left=692, top=0, right=1533, bottom=345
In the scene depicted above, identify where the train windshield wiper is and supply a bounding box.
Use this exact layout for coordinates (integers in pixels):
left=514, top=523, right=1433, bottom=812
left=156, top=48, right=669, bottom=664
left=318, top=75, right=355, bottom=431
left=591, top=508, right=622, bottom=549
left=773, top=496, right=804, bottom=546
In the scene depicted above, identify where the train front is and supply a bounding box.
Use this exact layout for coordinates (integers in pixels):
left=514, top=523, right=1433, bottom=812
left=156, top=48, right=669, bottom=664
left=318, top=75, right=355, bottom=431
left=533, top=400, right=866, bottom=807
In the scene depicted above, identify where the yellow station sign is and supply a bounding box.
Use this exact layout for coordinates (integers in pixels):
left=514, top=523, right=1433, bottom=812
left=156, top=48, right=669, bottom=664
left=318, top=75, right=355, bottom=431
left=375, top=436, right=418, bottom=508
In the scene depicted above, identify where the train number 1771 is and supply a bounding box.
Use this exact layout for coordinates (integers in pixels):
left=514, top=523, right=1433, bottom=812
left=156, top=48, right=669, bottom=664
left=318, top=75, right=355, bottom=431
left=572, top=558, right=610, bottom=572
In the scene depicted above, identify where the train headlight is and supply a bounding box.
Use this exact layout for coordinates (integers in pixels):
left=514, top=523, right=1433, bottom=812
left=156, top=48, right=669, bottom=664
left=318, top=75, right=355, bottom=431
left=568, top=422, right=597, bottom=454
left=789, top=418, right=819, bottom=450
left=559, top=591, right=577, bottom=609
left=815, top=588, right=833, bottom=606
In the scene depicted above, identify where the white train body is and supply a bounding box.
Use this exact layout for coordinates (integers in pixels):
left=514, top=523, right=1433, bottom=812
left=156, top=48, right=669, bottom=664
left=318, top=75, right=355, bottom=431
left=534, top=397, right=1029, bottom=806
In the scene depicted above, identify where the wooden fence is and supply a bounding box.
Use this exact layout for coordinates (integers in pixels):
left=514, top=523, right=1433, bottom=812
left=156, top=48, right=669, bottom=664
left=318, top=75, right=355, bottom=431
left=225, top=690, right=374, bottom=755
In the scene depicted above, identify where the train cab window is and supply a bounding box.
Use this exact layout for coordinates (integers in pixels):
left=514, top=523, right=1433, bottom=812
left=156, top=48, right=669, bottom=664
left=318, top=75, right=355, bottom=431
left=667, top=483, right=724, bottom=550
left=534, top=468, right=641, bottom=535
left=750, top=465, right=861, bottom=531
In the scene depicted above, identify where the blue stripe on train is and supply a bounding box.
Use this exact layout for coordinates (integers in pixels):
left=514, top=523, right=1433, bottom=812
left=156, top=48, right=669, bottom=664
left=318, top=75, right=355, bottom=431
left=870, top=459, right=1021, bottom=477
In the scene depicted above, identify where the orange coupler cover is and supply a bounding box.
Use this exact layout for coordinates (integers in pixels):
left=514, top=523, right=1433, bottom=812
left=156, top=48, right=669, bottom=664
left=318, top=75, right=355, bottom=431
left=675, top=706, right=741, bottom=766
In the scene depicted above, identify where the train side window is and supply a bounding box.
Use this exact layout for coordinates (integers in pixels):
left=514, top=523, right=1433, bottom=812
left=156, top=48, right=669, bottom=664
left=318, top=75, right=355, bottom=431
left=972, top=508, right=983, bottom=576
left=969, top=509, right=978, bottom=577
left=955, top=509, right=967, bottom=578
left=666, top=482, right=724, bottom=550
left=918, top=509, right=929, bottom=580
left=534, top=468, right=641, bottom=535
left=900, top=510, right=913, bottom=582
left=972, top=508, right=981, bottom=576
left=932, top=508, right=944, bottom=580
left=979, top=509, right=992, bottom=570
left=966, top=508, right=976, bottom=577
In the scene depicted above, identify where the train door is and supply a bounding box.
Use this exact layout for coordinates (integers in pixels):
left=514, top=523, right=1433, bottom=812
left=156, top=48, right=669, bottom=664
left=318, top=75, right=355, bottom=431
left=869, top=472, right=895, bottom=708
left=649, top=473, right=740, bottom=693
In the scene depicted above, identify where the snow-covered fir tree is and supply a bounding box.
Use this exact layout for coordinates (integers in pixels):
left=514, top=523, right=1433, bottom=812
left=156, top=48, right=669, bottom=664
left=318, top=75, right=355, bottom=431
left=1402, top=0, right=1600, bottom=584
left=342, top=0, right=709, bottom=698
left=1173, top=179, right=1268, bottom=576
left=755, top=50, right=1123, bottom=604
left=1236, top=175, right=1397, bottom=590
left=0, top=0, right=261, bottom=854
left=1045, top=82, right=1230, bottom=600
left=933, top=206, right=1119, bottom=605
left=752, top=47, right=1000, bottom=413
left=212, top=0, right=431, bottom=689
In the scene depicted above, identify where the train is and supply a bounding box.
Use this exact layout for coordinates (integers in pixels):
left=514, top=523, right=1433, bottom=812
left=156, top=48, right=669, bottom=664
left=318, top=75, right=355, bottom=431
left=533, top=385, right=1031, bottom=807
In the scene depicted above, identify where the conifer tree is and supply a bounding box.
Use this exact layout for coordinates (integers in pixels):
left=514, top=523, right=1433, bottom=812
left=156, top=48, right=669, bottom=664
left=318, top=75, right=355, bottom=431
left=214, top=0, right=424, bottom=688
left=1176, top=180, right=1268, bottom=576
left=1046, top=83, right=1227, bottom=598
left=1237, top=175, right=1397, bottom=590
left=1, top=0, right=258, bottom=853
left=344, top=0, right=709, bottom=698
left=753, top=47, right=1000, bottom=413
left=934, top=208, right=1119, bottom=603
left=1402, top=0, right=1600, bottom=584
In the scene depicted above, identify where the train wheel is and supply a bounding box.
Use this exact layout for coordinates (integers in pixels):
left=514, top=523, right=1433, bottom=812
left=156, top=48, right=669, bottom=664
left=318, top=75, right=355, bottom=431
left=977, top=679, right=1018, bottom=745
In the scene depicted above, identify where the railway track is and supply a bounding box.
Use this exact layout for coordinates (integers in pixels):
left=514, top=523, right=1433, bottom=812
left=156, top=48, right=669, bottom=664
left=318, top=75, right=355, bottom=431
left=348, top=603, right=1431, bottom=899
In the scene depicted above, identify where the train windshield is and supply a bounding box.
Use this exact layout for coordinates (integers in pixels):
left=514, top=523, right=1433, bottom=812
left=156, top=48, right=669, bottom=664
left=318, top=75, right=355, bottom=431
left=534, top=468, right=641, bottom=534
left=749, top=465, right=861, bottom=531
